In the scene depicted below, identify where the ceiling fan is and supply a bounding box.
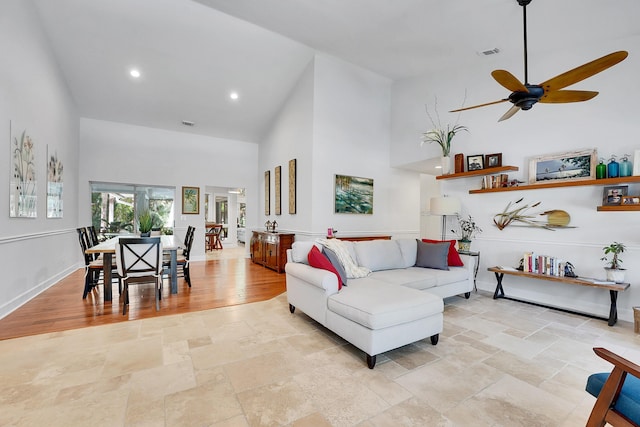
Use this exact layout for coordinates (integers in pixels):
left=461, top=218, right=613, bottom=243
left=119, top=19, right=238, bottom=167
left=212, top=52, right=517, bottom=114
left=450, top=0, right=628, bottom=121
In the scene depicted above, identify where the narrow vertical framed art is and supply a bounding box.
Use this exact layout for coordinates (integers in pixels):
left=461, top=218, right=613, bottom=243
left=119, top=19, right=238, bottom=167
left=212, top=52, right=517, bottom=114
left=46, top=145, right=63, bottom=218
left=275, top=165, right=281, bottom=215
left=264, top=170, right=270, bottom=215
left=10, top=121, right=37, bottom=218
left=289, top=159, right=296, bottom=214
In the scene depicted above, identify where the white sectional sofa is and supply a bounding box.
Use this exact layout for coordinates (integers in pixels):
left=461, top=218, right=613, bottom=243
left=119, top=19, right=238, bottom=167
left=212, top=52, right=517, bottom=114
left=285, top=238, right=475, bottom=368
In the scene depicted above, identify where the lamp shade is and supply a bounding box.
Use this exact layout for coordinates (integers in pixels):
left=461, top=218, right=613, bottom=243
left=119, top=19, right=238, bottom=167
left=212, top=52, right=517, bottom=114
left=430, top=196, right=460, bottom=216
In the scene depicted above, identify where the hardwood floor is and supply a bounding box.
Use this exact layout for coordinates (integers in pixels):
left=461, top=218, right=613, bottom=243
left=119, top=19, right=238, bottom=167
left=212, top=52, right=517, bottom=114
left=0, top=258, right=286, bottom=341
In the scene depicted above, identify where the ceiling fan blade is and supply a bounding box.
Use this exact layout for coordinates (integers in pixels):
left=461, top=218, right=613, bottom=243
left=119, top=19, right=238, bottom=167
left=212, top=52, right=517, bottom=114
left=449, top=99, right=509, bottom=113
left=498, top=105, right=520, bottom=122
left=540, top=90, right=599, bottom=103
left=491, top=70, right=528, bottom=92
left=540, top=51, right=628, bottom=91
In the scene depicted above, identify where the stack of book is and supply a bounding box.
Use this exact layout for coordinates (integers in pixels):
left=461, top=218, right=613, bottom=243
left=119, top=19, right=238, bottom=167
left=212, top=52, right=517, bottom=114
left=482, top=174, right=509, bottom=189
left=522, top=252, right=566, bottom=277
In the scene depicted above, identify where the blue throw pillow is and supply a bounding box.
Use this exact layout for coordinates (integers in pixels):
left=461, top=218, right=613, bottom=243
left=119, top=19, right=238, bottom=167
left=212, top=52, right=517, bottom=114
left=415, top=240, right=450, bottom=270
left=322, top=247, right=348, bottom=286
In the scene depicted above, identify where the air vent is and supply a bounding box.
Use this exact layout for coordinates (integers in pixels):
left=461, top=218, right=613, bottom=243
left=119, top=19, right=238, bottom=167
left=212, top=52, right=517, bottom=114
left=181, top=120, right=195, bottom=126
left=479, top=48, right=500, bottom=56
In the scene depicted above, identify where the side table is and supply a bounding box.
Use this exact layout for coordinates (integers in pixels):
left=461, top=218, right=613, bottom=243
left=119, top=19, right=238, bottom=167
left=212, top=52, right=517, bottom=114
left=458, top=250, right=479, bottom=291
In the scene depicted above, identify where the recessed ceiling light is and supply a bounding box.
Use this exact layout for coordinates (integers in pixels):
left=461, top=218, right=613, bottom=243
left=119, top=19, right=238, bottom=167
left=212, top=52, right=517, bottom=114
left=130, top=69, right=141, bottom=78
left=229, top=91, right=239, bottom=100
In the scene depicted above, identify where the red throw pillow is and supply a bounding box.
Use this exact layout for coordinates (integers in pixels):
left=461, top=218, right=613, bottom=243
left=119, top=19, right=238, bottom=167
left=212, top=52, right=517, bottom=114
left=307, top=245, right=343, bottom=290
left=422, top=239, right=464, bottom=267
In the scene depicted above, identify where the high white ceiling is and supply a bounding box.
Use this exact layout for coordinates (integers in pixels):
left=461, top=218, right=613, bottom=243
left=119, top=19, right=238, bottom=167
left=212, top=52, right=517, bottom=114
left=32, top=0, right=639, bottom=143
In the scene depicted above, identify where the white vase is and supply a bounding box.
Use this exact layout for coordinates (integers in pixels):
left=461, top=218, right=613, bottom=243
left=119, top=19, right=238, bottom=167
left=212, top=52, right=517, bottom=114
left=440, top=156, right=451, bottom=175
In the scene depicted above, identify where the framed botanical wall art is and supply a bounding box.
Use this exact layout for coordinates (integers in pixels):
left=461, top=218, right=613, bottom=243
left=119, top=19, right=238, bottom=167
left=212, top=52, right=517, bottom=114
left=467, top=154, right=484, bottom=171
left=264, top=170, right=270, bottom=215
left=10, top=121, right=37, bottom=218
left=182, top=186, right=200, bottom=214
left=275, top=165, right=281, bottom=215
left=529, top=149, right=596, bottom=184
left=334, top=174, right=373, bottom=214
left=289, top=159, right=296, bottom=214
left=46, top=145, right=63, bottom=218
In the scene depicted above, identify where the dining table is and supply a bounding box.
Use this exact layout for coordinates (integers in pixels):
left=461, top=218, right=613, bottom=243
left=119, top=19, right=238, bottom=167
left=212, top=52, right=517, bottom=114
left=85, top=234, right=182, bottom=301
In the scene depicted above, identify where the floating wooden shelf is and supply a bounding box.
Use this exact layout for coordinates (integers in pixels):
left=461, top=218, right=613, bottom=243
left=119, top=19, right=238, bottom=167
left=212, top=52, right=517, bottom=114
left=469, top=175, right=640, bottom=194
left=436, top=166, right=519, bottom=180
left=597, top=205, right=640, bottom=212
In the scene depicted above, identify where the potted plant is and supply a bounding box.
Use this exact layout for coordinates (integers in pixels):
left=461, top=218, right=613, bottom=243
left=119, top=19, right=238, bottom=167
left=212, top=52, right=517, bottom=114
left=420, top=99, right=468, bottom=175
left=452, top=214, right=482, bottom=252
left=601, top=241, right=626, bottom=283
left=137, top=210, right=154, bottom=237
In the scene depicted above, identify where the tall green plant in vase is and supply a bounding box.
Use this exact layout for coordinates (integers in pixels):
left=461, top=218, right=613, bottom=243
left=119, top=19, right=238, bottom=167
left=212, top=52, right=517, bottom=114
left=421, top=98, right=468, bottom=175
left=601, top=241, right=626, bottom=283
left=137, top=210, right=154, bottom=237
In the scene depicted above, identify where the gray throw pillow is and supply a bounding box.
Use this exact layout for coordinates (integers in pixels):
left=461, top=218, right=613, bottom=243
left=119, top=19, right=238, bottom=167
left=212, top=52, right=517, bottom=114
left=415, top=240, right=450, bottom=270
left=322, top=247, right=348, bottom=286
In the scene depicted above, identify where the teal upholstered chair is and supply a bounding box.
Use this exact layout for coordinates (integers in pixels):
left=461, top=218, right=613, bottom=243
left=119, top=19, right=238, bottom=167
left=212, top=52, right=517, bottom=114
left=586, top=347, right=640, bottom=427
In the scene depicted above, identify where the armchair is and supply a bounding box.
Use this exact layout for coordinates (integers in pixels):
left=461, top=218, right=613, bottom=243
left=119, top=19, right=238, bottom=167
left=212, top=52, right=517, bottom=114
left=586, top=347, right=640, bottom=427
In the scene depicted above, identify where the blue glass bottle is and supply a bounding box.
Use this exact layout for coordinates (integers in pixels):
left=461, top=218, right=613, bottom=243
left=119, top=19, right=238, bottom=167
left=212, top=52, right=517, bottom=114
left=607, top=156, right=619, bottom=178
left=596, top=158, right=607, bottom=179
left=619, top=154, right=633, bottom=177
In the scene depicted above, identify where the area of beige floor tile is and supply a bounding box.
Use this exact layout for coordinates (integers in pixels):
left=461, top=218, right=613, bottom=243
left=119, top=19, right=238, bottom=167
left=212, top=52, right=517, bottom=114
left=1, top=292, right=638, bottom=426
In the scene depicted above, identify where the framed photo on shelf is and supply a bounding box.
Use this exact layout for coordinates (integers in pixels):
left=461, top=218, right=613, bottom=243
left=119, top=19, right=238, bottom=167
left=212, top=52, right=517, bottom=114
left=485, top=153, right=502, bottom=168
left=621, top=195, right=640, bottom=205
left=528, top=149, right=596, bottom=184
left=181, top=186, right=200, bottom=214
left=467, top=154, right=484, bottom=171
left=602, top=185, right=628, bottom=206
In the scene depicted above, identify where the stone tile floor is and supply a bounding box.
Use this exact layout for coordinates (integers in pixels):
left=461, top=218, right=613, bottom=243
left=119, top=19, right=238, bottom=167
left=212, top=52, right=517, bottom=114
left=1, top=292, right=638, bottom=426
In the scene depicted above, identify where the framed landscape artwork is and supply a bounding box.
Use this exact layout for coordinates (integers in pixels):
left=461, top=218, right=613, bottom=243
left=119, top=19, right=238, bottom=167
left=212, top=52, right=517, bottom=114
left=334, top=174, right=373, bottom=214
left=529, top=149, right=596, bottom=184
left=182, top=186, right=200, bottom=214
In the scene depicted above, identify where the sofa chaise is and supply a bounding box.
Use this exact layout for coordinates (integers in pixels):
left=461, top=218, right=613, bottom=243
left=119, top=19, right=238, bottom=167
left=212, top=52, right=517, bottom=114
left=285, top=238, right=475, bottom=368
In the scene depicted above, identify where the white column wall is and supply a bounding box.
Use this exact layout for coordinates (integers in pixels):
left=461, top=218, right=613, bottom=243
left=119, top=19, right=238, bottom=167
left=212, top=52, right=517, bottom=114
left=0, top=0, right=80, bottom=318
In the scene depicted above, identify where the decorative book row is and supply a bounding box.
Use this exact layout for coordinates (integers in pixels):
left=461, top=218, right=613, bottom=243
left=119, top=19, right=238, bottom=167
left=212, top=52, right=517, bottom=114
left=522, top=252, right=567, bottom=277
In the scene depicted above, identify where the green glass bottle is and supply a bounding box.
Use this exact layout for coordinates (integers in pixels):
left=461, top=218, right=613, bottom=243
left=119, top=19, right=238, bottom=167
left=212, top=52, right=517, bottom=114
left=596, top=158, right=607, bottom=179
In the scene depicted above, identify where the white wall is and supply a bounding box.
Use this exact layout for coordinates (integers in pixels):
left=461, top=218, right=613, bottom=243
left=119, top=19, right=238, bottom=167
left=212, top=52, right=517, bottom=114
left=391, top=35, right=640, bottom=321
left=262, top=54, right=421, bottom=241
left=78, top=118, right=259, bottom=261
left=0, top=0, right=80, bottom=318
left=260, top=59, right=315, bottom=236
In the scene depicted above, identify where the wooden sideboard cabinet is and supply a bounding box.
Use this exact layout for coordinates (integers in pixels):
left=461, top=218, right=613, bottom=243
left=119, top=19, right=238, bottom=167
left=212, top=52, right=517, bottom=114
left=250, top=231, right=294, bottom=273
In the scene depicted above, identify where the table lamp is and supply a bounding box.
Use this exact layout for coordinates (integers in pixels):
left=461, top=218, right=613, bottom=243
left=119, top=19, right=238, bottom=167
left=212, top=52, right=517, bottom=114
left=430, top=196, right=461, bottom=240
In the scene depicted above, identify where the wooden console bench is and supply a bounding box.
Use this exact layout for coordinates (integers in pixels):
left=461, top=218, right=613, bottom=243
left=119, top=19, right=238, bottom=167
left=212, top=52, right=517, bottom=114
left=488, top=267, right=630, bottom=326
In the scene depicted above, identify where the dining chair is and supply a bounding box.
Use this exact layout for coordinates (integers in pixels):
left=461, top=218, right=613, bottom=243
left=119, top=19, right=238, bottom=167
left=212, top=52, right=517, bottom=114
left=77, top=227, right=103, bottom=298
left=208, top=224, right=223, bottom=250
left=585, top=347, right=640, bottom=426
left=164, top=226, right=194, bottom=287
left=116, top=237, right=163, bottom=315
